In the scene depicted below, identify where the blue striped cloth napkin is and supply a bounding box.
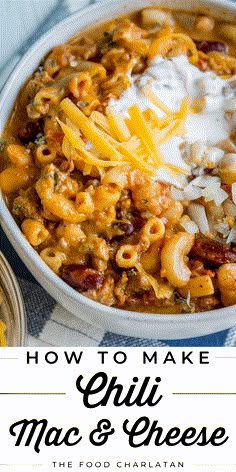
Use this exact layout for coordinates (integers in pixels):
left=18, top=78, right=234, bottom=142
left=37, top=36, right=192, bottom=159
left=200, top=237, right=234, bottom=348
left=1, top=0, right=236, bottom=347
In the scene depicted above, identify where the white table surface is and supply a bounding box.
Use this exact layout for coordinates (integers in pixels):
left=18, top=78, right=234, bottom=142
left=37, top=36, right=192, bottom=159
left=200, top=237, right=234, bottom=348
left=0, top=0, right=106, bottom=90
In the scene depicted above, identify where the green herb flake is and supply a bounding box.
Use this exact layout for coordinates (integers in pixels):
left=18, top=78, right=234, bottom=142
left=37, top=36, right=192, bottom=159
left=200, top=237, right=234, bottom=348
left=13, top=201, right=23, bottom=213
left=174, top=290, right=195, bottom=313
left=108, top=40, right=116, bottom=49
left=48, top=170, right=59, bottom=187
left=78, top=101, right=89, bottom=108
left=0, top=138, right=6, bottom=152
left=48, top=58, right=57, bottom=68
left=142, top=198, right=148, bottom=204
left=174, top=290, right=187, bottom=304
left=33, top=100, right=43, bottom=107
left=34, top=134, right=46, bottom=145
left=36, top=65, right=44, bottom=74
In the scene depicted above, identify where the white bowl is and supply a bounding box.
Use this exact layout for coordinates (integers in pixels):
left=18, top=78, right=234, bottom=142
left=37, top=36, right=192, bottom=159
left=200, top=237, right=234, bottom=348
left=1, top=0, right=236, bottom=340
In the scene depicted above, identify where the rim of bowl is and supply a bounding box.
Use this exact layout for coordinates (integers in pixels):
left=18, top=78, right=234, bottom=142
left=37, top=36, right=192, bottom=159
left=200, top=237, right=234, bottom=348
left=1, top=0, right=236, bottom=333
left=0, top=251, right=26, bottom=346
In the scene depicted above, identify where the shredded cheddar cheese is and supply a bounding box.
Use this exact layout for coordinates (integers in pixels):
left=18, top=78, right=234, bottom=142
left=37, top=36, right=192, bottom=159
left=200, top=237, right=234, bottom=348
left=62, top=136, right=126, bottom=168
left=142, top=84, right=172, bottom=115
left=90, top=111, right=113, bottom=135
left=127, top=104, right=159, bottom=155
left=60, top=98, right=122, bottom=160
left=59, top=94, right=191, bottom=183
left=106, top=106, right=131, bottom=142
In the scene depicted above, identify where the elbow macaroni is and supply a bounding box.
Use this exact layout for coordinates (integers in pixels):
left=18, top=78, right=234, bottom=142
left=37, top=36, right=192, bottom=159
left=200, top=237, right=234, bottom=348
left=40, top=247, right=66, bottom=273
left=218, top=263, right=236, bottom=306
left=116, top=244, right=139, bottom=268
left=36, top=145, right=56, bottom=165
left=1, top=6, right=236, bottom=313
left=22, top=219, right=49, bottom=246
left=141, top=217, right=165, bottom=246
left=161, top=232, right=194, bottom=288
left=7, top=144, right=31, bottom=167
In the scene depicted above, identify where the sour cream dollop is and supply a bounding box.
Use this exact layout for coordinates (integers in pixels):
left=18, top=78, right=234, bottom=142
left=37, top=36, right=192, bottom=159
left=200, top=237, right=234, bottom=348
left=110, top=55, right=231, bottom=145
left=109, top=54, right=233, bottom=187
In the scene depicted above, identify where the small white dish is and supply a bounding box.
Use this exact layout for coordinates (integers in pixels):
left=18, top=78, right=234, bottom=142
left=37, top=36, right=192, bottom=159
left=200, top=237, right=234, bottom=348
left=0, top=252, right=26, bottom=346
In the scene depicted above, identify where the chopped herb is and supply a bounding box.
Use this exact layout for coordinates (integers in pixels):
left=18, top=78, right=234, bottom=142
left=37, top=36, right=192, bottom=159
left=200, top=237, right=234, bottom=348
left=174, top=290, right=188, bottom=304
left=174, top=290, right=194, bottom=313
left=127, top=268, right=137, bottom=277
left=180, top=306, right=190, bottom=314
left=47, top=58, right=57, bottom=68
left=108, top=40, right=116, bottom=48
left=99, top=32, right=116, bottom=50
left=49, top=170, right=59, bottom=187
left=53, top=172, right=59, bottom=186
left=78, top=101, right=89, bottom=108
left=181, top=304, right=195, bottom=314
left=33, top=100, right=43, bottom=107
left=142, top=198, right=148, bottom=204
left=36, top=65, right=44, bottom=74
left=34, top=133, right=46, bottom=145
left=13, top=201, right=23, bottom=212
left=0, top=138, right=6, bottom=152
left=174, top=291, right=190, bottom=305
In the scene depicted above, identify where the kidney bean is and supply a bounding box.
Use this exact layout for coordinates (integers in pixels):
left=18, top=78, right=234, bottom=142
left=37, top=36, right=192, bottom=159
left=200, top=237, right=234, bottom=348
left=194, top=40, right=228, bottom=54
left=191, top=238, right=236, bottom=266
left=18, top=120, right=43, bottom=143
left=110, top=221, right=135, bottom=243
left=132, top=213, right=146, bottom=232
left=61, top=264, right=104, bottom=290
left=116, top=222, right=134, bottom=236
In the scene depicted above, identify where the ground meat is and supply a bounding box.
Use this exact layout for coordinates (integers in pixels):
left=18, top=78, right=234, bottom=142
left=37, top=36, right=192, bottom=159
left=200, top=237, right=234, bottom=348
left=45, top=45, right=74, bottom=70
left=194, top=40, right=228, bottom=54
left=84, top=275, right=116, bottom=306
left=129, top=170, right=173, bottom=215
left=126, top=289, right=157, bottom=306
left=46, top=129, right=64, bottom=148
left=12, top=188, right=42, bottom=222
left=114, top=272, right=128, bottom=306
left=189, top=259, right=215, bottom=277
left=193, top=295, right=221, bottom=312
left=61, top=264, right=104, bottom=290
